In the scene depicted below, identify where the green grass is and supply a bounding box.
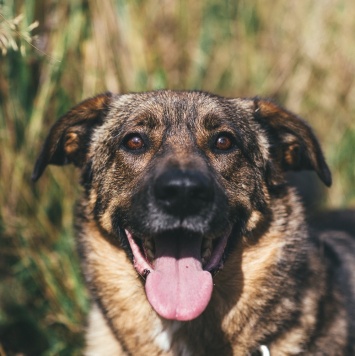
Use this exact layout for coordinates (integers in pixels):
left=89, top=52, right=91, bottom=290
left=1, top=0, right=354, bottom=354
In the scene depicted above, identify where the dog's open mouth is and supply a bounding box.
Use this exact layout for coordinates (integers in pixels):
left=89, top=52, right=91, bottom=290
left=125, top=229, right=230, bottom=321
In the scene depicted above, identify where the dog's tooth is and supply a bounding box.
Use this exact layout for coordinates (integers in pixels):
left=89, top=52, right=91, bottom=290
left=202, top=249, right=212, bottom=260
left=146, top=250, right=154, bottom=261
left=144, top=239, right=155, bottom=261
left=144, top=238, right=154, bottom=250
left=201, top=238, right=212, bottom=264
left=202, top=238, right=212, bottom=252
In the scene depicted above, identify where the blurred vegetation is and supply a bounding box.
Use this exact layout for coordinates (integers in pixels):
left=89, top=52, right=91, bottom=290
left=0, top=0, right=354, bottom=354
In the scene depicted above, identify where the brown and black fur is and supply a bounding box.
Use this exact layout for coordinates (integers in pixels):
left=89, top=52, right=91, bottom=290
left=33, top=90, right=355, bottom=355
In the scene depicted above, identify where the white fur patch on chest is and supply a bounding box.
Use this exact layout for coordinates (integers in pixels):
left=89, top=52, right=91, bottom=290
left=153, top=320, right=192, bottom=355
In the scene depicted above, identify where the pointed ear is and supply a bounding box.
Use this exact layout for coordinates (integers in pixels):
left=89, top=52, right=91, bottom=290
left=254, top=98, right=332, bottom=187
left=32, top=92, right=112, bottom=181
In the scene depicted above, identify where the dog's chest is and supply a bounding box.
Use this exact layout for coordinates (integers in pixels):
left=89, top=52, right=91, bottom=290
left=153, top=320, right=193, bottom=356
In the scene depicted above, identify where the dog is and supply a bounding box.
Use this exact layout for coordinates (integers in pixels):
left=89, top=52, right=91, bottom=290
left=33, top=90, right=355, bottom=355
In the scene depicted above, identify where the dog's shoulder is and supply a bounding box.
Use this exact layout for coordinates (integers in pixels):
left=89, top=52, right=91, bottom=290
left=310, top=210, right=355, bottom=348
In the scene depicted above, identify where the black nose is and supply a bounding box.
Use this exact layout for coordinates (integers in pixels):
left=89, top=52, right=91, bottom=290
left=154, top=169, right=214, bottom=217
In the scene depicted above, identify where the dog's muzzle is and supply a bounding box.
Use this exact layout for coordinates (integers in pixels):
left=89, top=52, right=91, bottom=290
left=125, top=168, right=231, bottom=321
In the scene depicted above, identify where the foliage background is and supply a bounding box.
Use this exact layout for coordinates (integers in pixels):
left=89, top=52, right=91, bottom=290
left=0, top=0, right=354, bottom=354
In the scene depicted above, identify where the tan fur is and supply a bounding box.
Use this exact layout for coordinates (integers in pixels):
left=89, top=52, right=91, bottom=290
left=85, top=304, right=124, bottom=355
left=81, top=220, right=166, bottom=355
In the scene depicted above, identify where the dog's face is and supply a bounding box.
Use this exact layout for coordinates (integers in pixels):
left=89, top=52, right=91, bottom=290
left=33, top=90, right=331, bottom=321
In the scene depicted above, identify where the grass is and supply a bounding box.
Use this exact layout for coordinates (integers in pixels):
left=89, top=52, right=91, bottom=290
left=0, top=0, right=354, bottom=354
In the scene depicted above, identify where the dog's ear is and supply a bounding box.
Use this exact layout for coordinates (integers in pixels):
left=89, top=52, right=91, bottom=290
left=253, top=98, right=332, bottom=187
left=32, top=92, right=112, bottom=181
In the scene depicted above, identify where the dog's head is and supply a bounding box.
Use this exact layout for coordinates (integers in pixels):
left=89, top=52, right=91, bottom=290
left=33, top=90, right=331, bottom=321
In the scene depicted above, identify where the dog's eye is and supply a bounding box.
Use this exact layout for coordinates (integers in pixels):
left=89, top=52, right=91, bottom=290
left=214, top=134, right=235, bottom=151
left=123, top=134, right=145, bottom=151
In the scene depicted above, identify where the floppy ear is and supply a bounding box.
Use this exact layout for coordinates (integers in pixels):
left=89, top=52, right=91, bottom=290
left=32, top=92, right=112, bottom=181
left=254, top=98, right=332, bottom=187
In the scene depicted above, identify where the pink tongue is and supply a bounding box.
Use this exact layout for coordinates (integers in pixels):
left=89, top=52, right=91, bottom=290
left=145, top=235, right=213, bottom=321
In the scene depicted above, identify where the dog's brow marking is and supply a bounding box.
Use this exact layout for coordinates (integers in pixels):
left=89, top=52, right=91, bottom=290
left=202, top=114, right=221, bottom=130
left=136, top=114, right=159, bottom=129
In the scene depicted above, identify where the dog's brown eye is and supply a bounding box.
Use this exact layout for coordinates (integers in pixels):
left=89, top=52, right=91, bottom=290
left=124, top=134, right=145, bottom=151
left=214, top=134, right=234, bottom=151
